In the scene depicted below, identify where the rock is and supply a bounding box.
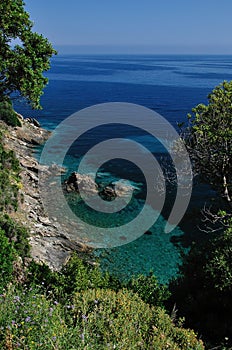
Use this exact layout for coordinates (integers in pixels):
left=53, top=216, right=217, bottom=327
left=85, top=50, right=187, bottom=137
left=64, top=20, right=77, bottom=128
left=112, top=181, right=134, bottom=197
left=38, top=216, right=51, bottom=225
left=99, top=185, right=116, bottom=201
left=4, top=118, right=142, bottom=271
left=29, top=210, right=37, bottom=221
left=26, top=170, right=39, bottom=182
left=64, top=172, right=98, bottom=195
left=32, top=118, right=40, bottom=127
left=25, top=117, right=40, bottom=127
left=20, top=158, right=38, bottom=170
left=15, top=112, right=24, bottom=120
left=11, top=119, right=51, bottom=145
left=48, top=163, right=66, bottom=175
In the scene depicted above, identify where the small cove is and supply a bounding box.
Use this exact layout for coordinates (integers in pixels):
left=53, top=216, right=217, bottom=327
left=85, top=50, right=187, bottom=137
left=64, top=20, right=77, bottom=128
left=15, top=54, right=231, bottom=283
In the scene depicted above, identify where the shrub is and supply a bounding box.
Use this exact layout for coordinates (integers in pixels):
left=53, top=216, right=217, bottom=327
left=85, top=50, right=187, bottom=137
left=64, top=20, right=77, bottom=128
left=0, top=214, right=30, bottom=259
left=0, top=100, right=21, bottom=127
left=27, top=253, right=122, bottom=300
left=72, top=288, right=204, bottom=349
left=0, top=286, right=67, bottom=349
left=0, top=286, right=204, bottom=350
left=126, top=272, right=170, bottom=307
left=0, top=229, right=15, bottom=292
left=169, top=220, right=232, bottom=346
left=0, top=139, right=20, bottom=211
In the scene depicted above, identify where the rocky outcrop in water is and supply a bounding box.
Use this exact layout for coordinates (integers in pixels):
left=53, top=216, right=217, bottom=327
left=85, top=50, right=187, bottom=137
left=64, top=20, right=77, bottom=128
left=64, top=172, right=135, bottom=201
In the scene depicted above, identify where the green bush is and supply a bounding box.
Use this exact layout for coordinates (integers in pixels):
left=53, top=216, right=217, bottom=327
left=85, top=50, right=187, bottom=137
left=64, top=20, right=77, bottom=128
left=0, top=214, right=30, bottom=259
left=0, top=139, right=20, bottom=211
left=27, top=256, right=170, bottom=313
left=0, top=100, right=21, bottom=127
left=126, top=272, right=170, bottom=307
left=0, top=286, right=204, bottom=350
left=170, top=220, right=232, bottom=347
left=0, top=286, right=67, bottom=349
left=0, top=229, right=15, bottom=292
left=71, top=288, right=204, bottom=349
left=27, top=253, right=122, bottom=300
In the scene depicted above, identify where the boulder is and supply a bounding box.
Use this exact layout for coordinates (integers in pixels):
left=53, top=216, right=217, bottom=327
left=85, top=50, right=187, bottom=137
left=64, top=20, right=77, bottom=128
left=33, top=118, right=40, bottom=127
left=25, top=117, right=40, bottom=127
left=15, top=112, right=24, bottom=120
left=112, top=181, right=134, bottom=197
left=64, top=172, right=98, bottom=195
left=99, top=185, right=116, bottom=201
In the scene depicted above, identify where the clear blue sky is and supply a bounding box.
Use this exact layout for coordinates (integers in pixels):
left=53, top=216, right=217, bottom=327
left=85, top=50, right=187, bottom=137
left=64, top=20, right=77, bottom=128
left=25, top=0, right=232, bottom=54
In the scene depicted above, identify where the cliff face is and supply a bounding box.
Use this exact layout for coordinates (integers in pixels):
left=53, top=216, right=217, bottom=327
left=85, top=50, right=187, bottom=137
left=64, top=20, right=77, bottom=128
left=2, top=118, right=90, bottom=270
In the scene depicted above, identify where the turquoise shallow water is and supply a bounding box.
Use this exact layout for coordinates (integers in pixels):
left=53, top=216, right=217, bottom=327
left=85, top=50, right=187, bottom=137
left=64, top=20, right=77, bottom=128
left=61, top=153, right=186, bottom=284
left=93, top=216, right=185, bottom=284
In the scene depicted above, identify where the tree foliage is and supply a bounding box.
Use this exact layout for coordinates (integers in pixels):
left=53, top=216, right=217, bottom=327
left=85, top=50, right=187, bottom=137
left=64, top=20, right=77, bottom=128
left=172, top=82, right=232, bottom=347
left=170, top=217, right=232, bottom=346
left=185, top=81, right=232, bottom=204
left=0, top=99, right=21, bottom=127
left=0, top=0, right=56, bottom=109
left=126, top=273, right=170, bottom=307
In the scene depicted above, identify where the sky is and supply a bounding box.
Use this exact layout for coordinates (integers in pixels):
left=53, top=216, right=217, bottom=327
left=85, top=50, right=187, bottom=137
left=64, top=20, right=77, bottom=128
left=25, top=0, right=232, bottom=54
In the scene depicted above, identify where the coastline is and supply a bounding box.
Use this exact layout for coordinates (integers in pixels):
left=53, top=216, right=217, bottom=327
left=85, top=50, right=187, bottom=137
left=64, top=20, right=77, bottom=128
left=2, top=116, right=91, bottom=271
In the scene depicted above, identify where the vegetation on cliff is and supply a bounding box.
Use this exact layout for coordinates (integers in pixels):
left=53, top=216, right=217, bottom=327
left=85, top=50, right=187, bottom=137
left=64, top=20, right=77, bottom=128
left=0, top=131, right=20, bottom=211
left=0, top=254, right=204, bottom=350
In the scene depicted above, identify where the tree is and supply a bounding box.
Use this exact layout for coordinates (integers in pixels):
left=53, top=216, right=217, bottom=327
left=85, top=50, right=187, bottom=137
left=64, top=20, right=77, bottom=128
left=184, top=81, right=232, bottom=205
left=0, top=0, right=56, bottom=109
left=170, top=83, right=232, bottom=347
left=169, top=217, right=232, bottom=347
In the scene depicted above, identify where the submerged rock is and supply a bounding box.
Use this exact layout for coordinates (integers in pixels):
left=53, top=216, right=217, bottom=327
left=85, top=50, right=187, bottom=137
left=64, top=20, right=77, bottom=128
left=144, top=230, right=152, bottom=235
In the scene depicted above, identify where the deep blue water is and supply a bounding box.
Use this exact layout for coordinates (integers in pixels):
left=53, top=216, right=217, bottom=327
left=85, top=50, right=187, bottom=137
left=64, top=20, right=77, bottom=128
left=15, top=54, right=232, bottom=128
left=14, top=54, right=232, bottom=283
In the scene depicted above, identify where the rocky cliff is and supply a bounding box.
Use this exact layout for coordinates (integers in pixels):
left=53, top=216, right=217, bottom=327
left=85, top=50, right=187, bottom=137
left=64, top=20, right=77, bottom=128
left=2, top=117, right=91, bottom=271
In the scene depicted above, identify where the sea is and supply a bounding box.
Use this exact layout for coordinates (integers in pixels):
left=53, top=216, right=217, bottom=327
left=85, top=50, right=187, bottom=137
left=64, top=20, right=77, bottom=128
left=14, top=54, right=232, bottom=283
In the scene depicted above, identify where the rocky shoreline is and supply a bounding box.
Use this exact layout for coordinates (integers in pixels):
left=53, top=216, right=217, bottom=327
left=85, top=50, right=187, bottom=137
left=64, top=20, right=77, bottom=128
left=2, top=117, right=92, bottom=271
